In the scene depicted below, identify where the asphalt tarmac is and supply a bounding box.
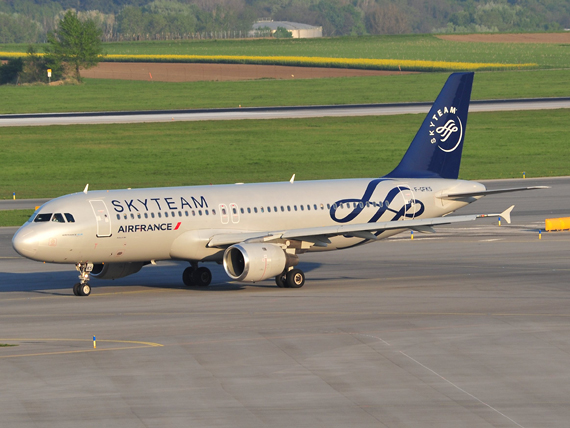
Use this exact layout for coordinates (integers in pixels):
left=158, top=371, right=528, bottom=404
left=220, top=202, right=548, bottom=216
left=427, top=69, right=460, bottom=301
left=0, top=98, right=568, bottom=127
left=1, top=177, right=569, bottom=427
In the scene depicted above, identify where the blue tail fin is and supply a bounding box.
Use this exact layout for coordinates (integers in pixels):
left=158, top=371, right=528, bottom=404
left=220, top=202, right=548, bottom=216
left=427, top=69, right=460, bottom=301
left=385, top=72, right=474, bottom=180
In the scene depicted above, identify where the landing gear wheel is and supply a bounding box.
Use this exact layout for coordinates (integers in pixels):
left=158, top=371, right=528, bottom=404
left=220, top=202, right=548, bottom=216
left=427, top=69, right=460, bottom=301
left=286, top=269, right=305, bottom=288
left=73, top=283, right=81, bottom=296
left=193, top=267, right=212, bottom=287
left=182, top=267, right=196, bottom=286
left=275, top=274, right=287, bottom=288
left=78, top=283, right=91, bottom=296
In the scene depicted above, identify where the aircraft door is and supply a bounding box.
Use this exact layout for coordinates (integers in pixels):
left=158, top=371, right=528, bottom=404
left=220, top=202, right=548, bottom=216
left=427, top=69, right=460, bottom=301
left=89, top=200, right=112, bottom=237
left=219, top=204, right=229, bottom=224
left=230, top=203, right=240, bottom=224
left=396, top=186, right=417, bottom=219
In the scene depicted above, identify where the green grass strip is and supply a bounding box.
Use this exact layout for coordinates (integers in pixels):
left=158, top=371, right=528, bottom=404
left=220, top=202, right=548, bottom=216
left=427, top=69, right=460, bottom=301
left=0, top=109, right=567, bottom=201
left=0, top=70, right=568, bottom=114
left=0, top=209, right=33, bottom=227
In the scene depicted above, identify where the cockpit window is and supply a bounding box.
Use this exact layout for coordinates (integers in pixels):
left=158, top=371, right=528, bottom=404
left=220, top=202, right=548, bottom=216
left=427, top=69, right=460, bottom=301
left=52, top=213, right=65, bottom=223
left=34, top=213, right=53, bottom=222
left=64, top=213, right=75, bottom=223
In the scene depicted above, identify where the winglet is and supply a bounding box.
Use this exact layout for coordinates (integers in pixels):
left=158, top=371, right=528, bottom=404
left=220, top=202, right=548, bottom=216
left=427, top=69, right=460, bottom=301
left=83, top=184, right=89, bottom=194
left=500, top=205, right=515, bottom=224
left=290, top=174, right=295, bottom=184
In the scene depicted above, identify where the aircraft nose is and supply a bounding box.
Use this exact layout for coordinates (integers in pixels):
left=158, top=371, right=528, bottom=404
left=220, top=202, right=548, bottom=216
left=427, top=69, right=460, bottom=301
left=12, top=228, right=38, bottom=259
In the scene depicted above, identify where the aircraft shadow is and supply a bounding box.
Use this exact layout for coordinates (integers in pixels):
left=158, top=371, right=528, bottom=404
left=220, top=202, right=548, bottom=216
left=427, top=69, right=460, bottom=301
left=0, top=261, right=323, bottom=295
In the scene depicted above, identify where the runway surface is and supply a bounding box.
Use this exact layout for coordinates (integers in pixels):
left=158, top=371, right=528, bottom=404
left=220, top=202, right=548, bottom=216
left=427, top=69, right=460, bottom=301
left=1, top=177, right=569, bottom=427
left=1, top=98, right=569, bottom=127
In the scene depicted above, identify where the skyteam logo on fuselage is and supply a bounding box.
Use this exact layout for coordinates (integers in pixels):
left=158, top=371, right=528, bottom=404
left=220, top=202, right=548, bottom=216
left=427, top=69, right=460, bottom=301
left=428, top=105, right=463, bottom=153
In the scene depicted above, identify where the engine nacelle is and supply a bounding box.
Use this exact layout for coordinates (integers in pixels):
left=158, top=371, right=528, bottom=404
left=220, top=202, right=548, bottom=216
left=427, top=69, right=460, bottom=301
left=223, top=243, right=293, bottom=282
left=91, top=262, right=144, bottom=280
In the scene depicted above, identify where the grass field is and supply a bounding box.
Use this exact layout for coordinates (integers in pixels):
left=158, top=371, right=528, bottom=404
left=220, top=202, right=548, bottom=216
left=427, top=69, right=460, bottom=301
left=0, top=209, right=34, bottom=227
left=0, top=109, right=567, bottom=202
left=1, top=34, right=568, bottom=68
left=0, top=70, right=568, bottom=114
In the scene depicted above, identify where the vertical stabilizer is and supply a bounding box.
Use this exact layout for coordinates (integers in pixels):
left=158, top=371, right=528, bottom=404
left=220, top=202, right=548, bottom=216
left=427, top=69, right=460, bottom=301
left=385, top=72, right=474, bottom=179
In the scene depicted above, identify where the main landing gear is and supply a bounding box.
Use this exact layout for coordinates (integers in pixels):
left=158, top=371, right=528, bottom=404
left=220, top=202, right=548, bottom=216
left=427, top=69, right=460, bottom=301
left=73, top=263, right=93, bottom=296
left=183, top=263, right=212, bottom=287
left=275, top=268, right=305, bottom=288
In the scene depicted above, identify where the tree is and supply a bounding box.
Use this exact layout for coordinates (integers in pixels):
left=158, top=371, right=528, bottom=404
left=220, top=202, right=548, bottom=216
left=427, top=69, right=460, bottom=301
left=45, top=10, right=104, bottom=82
left=0, top=57, right=23, bottom=85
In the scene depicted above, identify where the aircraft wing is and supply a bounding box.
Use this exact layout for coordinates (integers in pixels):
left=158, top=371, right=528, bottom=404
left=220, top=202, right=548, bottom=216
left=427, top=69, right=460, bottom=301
left=207, top=206, right=514, bottom=248
left=439, top=186, right=549, bottom=199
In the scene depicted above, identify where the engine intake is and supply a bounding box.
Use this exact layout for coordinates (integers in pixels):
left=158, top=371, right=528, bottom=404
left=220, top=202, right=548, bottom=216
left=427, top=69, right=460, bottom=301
left=91, top=262, right=144, bottom=280
left=223, top=243, right=294, bottom=282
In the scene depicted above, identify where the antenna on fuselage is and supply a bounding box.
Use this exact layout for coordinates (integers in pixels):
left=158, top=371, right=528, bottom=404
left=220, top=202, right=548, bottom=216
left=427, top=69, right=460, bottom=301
left=290, top=174, right=295, bottom=184
left=83, top=184, right=89, bottom=194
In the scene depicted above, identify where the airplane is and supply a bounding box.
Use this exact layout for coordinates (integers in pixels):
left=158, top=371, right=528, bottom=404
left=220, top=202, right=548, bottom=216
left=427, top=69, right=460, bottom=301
left=12, top=72, right=547, bottom=296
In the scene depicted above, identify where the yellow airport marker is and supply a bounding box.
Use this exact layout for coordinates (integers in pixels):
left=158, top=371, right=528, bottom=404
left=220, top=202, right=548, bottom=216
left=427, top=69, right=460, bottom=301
left=13, top=192, right=15, bottom=200
left=523, top=171, right=526, bottom=179
left=539, top=230, right=542, bottom=240
left=498, top=216, right=501, bottom=226
left=411, top=230, right=414, bottom=240
left=93, top=336, right=96, bottom=349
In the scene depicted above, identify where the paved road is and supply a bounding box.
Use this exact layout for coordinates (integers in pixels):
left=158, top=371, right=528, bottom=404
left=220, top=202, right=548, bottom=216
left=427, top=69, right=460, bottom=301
left=0, top=198, right=49, bottom=211
left=1, top=98, right=569, bottom=127
left=1, top=177, right=569, bottom=427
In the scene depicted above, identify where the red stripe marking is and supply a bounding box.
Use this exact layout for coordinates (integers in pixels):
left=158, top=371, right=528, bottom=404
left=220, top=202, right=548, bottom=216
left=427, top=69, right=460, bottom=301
left=174, top=222, right=181, bottom=230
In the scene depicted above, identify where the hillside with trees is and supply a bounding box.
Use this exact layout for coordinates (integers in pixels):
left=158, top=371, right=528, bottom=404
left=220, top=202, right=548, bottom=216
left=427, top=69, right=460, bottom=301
left=0, top=0, right=568, bottom=43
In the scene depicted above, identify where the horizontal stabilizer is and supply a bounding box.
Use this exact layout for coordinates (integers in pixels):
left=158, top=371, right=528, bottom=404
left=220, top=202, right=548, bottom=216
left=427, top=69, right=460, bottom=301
left=439, top=186, right=549, bottom=199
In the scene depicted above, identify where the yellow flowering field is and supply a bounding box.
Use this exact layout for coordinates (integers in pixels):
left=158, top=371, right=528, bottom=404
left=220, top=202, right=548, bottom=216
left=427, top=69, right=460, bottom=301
left=0, top=52, right=536, bottom=71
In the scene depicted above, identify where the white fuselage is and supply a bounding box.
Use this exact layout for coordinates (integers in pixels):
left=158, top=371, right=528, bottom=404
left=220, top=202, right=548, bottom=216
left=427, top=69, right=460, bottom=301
left=12, top=177, right=484, bottom=264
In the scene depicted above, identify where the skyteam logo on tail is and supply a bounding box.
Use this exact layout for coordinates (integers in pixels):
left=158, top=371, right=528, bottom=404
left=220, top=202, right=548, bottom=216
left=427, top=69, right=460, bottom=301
left=429, top=105, right=463, bottom=153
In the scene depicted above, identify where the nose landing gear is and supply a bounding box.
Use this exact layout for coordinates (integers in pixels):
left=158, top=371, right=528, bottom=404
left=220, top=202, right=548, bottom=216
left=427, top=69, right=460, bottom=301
left=73, top=263, right=93, bottom=296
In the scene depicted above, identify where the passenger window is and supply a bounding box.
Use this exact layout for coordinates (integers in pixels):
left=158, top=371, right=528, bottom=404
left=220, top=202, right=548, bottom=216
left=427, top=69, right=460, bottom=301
left=116, top=214, right=121, bottom=220
left=358, top=202, right=363, bottom=208
left=65, top=213, right=75, bottom=223
left=158, top=212, right=162, bottom=218
left=212, top=209, right=216, bottom=215
left=130, top=213, right=135, bottom=219
left=52, top=213, right=65, bottom=223
left=280, top=206, right=284, bottom=212
left=320, top=204, right=324, bottom=210
left=198, top=210, right=202, bottom=216
left=247, top=208, right=251, bottom=214
left=192, top=210, right=196, bottom=216
left=205, top=210, right=209, bottom=215
left=327, top=204, right=331, bottom=209
left=165, top=212, right=169, bottom=218
left=232, top=208, right=237, bottom=214
left=260, top=207, right=264, bottom=213
left=314, top=204, right=317, bottom=210
left=287, top=206, right=291, bottom=212
left=294, top=206, right=297, bottom=211
left=144, top=213, right=148, bottom=219
left=274, top=206, right=277, bottom=212
left=151, top=212, right=155, bottom=218
left=124, top=214, right=127, bottom=220
left=137, top=213, right=141, bottom=219
left=254, top=207, right=258, bottom=213
left=267, top=207, right=271, bottom=212
left=240, top=208, right=244, bottom=214
left=185, top=211, right=189, bottom=216
left=300, top=205, right=304, bottom=211
left=307, top=205, right=310, bottom=210
left=178, top=211, right=182, bottom=217
left=34, top=213, right=52, bottom=222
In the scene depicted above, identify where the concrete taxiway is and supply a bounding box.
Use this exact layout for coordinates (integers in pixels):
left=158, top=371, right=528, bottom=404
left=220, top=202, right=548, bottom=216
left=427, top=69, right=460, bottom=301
left=1, top=177, right=569, bottom=427
left=0, top=98, right=569, bottom=127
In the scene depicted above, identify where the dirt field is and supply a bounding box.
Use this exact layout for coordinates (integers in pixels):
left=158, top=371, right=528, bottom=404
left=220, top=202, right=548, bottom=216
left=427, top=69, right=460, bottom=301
left=80, top=62, right=410, bottom=82
left=437, top=32, right=570, bottom=43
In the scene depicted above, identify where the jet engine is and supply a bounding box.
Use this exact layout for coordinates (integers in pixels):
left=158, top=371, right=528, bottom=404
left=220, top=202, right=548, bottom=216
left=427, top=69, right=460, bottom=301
left=223, top=243, right=294, bottom=282
left=91, top=262, right=144, bottom=280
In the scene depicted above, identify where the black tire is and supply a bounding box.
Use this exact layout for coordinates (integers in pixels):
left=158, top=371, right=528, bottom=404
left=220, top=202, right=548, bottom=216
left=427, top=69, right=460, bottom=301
left=286, top=269, right=305, bottom=288
left=275, top=274, right=287, bottom=288
left=182, top=267, right=195, bottom=286
left=78, top=283, right=91, bottom=296
left=73, top=283, right=81, bottom=296
left=192, top=267, right=212, bottom=287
